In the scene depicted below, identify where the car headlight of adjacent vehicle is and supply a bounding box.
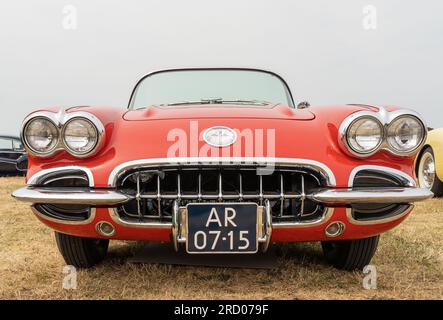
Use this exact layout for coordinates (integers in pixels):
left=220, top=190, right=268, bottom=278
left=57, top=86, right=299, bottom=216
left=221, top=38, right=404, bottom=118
left=23, top=117, right=59, bottom=155
left=387, top=115, right=425, bottom=153
left=62, top=118, right=99, bottom=155
left=345, top=116, right=384, bottom=155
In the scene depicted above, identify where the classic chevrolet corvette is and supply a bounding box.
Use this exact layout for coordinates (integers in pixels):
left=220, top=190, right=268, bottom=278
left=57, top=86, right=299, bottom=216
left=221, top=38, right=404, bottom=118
left=12, top=68, right=433, bottom=270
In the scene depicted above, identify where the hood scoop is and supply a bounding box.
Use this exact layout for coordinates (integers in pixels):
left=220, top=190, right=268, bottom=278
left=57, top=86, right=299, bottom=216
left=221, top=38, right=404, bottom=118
left=123, top=103, right=315, bottom=121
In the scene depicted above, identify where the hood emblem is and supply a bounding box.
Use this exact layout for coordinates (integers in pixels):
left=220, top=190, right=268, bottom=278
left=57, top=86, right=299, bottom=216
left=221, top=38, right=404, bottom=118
left=203, top=126, right=237, bottom=147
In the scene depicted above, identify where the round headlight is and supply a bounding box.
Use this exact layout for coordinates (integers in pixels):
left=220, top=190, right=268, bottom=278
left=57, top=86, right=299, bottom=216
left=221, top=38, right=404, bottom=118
left=23, top=117, right=59, bottom=154
left=387, top=116, right=425, bottom=153
left=63, top=118, right=99, bottom=155
left=346, top=117, right=383, bottom=154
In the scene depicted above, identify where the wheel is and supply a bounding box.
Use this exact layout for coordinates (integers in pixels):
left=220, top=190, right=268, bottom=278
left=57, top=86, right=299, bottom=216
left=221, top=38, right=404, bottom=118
left=417, top=147, right=443, bottom=196
left=321, top=236, right=379, bottom=270
left=55, top=232, right=109, bottom=268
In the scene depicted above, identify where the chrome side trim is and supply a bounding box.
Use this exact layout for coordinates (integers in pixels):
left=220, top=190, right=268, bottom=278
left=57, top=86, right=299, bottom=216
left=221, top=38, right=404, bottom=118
left=338, top=108, right=427, bottom=158
left=108, top=208, right=172, bottom=229
left=310, top=187, right=433, bottom=205
left=27, top=166, right=95, bottom=187
left=348, top=165, right=416, bottom=187
left=272, top=208, right=334, bottom=229
left=12, top=187, right=130, bottom=205
left=107, top=157, right=337, bottom=187
left=31, top=206, right=96, bottom=225
left=346, top=205, right=414, bottom=225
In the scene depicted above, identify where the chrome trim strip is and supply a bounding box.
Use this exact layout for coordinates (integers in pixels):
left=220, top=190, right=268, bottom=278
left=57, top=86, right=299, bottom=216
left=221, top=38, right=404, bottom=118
left=108, top=208, right=172, bottom=229
left=31, top=206, right=96, bottom=225
left=27, top=166, right=95, bottom=187
left=272, top=208, right=334, bottom=228
left=348, top=165, right=416, bottom=187
left=338, top=108, right=427, bottom=158
left=310, top=187, right=433, bottom=204
left=12, top=187, right=130, bottom=205
left=107, top=157, right=337, bottom=187
left=346, top=205, right=414, bottom=225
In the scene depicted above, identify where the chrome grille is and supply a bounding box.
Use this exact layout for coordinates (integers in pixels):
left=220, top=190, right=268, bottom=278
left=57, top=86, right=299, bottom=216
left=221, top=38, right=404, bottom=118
left=116, top=166, right=326, bottom=223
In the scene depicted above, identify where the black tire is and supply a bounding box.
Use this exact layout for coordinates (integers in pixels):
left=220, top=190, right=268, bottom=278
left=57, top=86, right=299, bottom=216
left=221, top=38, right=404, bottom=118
left=417, top=147, right=443, bottom=197
left=55, top=232, right=109, bottom=268
left=321, top=236, right=379, bottom=270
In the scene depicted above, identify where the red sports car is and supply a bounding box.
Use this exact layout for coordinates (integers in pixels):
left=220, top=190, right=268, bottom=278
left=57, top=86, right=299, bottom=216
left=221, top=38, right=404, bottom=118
left=12, top=68, right=433, bottom=270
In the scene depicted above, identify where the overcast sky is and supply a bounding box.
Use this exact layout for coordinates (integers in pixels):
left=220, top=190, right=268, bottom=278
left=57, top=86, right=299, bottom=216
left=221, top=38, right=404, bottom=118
left=1, top=0, right=442, bottom=135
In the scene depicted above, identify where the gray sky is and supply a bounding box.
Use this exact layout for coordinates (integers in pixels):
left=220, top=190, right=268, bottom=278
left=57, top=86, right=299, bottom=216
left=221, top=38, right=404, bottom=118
left=1, top=0, right=442, bottom=135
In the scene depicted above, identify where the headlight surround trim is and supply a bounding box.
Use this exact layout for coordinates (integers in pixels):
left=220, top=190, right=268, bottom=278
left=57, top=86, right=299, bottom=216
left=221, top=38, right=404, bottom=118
left=22, top=116, right=60, bottom=156
left=339, top=108, right=427, bottom=158
left=62, top=117, right=100, bottom=157
left=386, top=115, right=426, bottom=154
left=345, top=116, right=384, bottom=156
left=21, top=110, right=105, bottom=158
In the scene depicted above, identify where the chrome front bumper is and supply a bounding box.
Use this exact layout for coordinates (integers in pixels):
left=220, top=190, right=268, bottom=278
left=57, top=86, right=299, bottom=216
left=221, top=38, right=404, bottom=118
left=11, top=186, right=433, bottom=206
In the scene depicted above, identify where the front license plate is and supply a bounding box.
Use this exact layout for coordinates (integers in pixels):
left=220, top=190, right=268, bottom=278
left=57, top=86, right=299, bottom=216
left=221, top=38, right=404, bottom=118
left=186, top=203, right=258, bottom=254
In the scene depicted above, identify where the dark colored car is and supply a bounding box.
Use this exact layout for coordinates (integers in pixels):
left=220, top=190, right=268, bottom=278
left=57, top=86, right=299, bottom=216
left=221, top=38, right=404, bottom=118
left=0, top=135, right=28, bottom=176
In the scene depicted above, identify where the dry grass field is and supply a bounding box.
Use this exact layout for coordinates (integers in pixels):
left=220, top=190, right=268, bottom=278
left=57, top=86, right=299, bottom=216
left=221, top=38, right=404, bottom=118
left=0, top=176, right=442, bottom=300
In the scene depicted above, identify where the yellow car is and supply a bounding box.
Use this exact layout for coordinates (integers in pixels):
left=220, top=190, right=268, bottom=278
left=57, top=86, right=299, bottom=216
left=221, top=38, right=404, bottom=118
left=416, top=128, right=443, bottom=196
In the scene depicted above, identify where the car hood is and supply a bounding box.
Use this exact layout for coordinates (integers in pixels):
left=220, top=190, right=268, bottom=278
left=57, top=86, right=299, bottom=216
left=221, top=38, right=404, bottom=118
left=123, top=103, right=315, bottom=121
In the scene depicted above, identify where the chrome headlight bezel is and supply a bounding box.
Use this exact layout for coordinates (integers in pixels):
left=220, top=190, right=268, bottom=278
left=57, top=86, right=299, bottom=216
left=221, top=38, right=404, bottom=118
left=344, top=116, right=384, bottom=156
left=386, top=115, right=426, bottom=155
left=339, top=108, right=427, bottom=158
left=22, top=116, right=60, bottom=157
left=62, top=117, right=101, bottom=157
left=21, top=110, right=105, bottom=158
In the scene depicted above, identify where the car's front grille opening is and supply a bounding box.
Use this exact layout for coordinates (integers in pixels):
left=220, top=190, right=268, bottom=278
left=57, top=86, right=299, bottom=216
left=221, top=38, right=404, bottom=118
left=353, top=169, right=408, bottom=188
left=34, top=204, right=91, bottom=222
left=350, top=203, right=411, bottom=222
left=36, top=169, right=89, bottom=188
left=116, top=166, right=327, bottom=224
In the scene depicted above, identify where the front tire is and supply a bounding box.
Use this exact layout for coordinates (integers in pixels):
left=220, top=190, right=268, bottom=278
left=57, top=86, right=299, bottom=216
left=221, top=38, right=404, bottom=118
left=55, top=232, right=109, bottom=268
left=417, top=147, right=443, bottom=196
left=321, top=236, right=379, bottom=270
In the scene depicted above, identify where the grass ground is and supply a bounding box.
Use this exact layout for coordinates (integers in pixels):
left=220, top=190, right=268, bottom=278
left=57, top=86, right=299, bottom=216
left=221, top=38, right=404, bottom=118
left=0, top=176, right=441, bottom=299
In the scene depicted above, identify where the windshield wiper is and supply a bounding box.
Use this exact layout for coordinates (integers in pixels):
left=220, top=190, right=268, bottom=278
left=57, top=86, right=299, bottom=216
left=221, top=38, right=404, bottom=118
left=161, top=99, right=270, bottom=106
left=218, top=99, right=270, bottom=106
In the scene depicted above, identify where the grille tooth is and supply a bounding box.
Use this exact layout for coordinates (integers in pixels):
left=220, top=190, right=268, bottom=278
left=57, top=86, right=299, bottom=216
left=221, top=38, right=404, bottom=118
left=117, top=166, right=326, bottom=223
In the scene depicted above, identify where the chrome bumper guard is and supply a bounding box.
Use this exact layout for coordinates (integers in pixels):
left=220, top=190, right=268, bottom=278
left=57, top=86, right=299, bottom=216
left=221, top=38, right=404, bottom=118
left=12, top=186, right=433, bottom=206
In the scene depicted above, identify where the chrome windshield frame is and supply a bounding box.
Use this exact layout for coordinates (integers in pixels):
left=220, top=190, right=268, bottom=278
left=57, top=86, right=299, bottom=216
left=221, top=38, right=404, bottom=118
left=127, top=68, right=296, bottom=109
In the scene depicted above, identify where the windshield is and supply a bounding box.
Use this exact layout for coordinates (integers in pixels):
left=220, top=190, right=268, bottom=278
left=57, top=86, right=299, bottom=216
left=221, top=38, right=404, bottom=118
left=129, top=69, right=294, bottom=109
